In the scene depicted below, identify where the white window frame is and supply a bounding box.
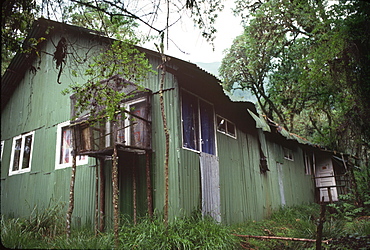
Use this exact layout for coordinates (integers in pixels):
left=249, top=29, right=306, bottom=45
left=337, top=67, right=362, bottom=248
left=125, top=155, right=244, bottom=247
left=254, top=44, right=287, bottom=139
left=283, top=147, right=294, bottom=161
left=216, top=115, right=237, bottom=139
left=9, top=131, right=35, bottom=176
left=105, top=97, right=147, bottom=147
left=1, top=140, right=4, bottom=161
left=123, top=97, right=147, bottom=146
left=55, top=121, right=88, bottom=169
left=304, top=151, right=313, bottom=175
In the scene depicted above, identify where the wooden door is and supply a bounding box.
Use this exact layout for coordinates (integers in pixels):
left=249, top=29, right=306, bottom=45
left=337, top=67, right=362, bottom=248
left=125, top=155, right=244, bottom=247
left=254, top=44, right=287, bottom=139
left=315, top=157, right=338, bottom=202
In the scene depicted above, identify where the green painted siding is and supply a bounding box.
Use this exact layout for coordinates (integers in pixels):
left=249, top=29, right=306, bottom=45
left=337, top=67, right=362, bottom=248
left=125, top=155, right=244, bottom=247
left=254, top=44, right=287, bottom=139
left=151, top=86, right=182, bottom=219
left=216, top=128, right=315, bottom=224
left=178, top=149, right=201, bottom=216
left=217, top=130, right=263, bottom=224
left=1, top=33, right=100, bottom=227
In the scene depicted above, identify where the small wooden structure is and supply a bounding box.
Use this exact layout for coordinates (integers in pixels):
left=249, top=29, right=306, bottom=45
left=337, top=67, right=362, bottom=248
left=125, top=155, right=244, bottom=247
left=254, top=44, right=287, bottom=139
left=313, top=153, right=350, bottom=203
left=70, top=76, right=153, bottom=229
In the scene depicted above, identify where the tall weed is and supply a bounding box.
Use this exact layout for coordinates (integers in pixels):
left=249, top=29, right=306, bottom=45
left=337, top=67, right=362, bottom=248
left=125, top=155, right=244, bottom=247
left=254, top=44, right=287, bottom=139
left=1, top=216, right=41, bottom=249
left=119, top=213, right=239, bottom=249
left=23, top=200, right=65, bottom=238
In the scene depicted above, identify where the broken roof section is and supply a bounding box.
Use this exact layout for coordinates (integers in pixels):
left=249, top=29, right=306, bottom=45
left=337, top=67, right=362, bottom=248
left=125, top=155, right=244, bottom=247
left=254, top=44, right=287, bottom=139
left=247, top=109, right=315, bottom=146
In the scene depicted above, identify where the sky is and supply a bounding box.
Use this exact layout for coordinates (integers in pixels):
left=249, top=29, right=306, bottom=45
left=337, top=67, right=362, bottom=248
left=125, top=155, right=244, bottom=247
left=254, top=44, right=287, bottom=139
left=140, top=2, right=244, bottom=75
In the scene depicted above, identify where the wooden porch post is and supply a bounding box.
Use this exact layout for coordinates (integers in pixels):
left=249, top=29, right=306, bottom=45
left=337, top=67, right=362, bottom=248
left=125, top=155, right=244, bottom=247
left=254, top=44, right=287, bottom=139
left=133, top=155, right=137, bottom=225
left=99, top=157, right=105, bottom=232
left=95, top=158, right=99, bottom=235
left=66, top=150, right=77, bottom=238
left=327, top=187, right=333, bottom=203
left=146, top=150, right=153, bottom=218
left=112, top=121, right=119, bottom=248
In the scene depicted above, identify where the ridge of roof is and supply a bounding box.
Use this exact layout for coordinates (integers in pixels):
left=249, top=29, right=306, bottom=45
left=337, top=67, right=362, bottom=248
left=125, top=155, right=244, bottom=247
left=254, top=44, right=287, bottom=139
left=2, top=18, right=244, bottom=112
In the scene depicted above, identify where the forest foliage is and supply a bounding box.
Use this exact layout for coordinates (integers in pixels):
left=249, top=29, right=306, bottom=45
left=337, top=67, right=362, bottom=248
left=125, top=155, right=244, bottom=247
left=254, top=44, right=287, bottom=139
left=220, top=0, right=370, bottom=163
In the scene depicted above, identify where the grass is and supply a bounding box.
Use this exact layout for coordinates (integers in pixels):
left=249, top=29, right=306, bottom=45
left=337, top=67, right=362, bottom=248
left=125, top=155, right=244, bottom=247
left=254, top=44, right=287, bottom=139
left=1, top=203, right=369, bottom=249
left=118, top=212, right=239, bottom=249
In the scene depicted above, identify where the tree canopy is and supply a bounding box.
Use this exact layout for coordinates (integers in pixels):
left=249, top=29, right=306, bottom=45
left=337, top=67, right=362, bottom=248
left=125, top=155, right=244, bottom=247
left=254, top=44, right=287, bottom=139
left=220, top=0, right=370, bottom=163
left=1, top=0, right=38, bottom=74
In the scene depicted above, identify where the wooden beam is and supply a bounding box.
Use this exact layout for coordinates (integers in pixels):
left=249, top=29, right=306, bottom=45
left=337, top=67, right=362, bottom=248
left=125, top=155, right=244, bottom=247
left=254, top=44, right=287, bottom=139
left=112, top=123, right=119, bottom=248
left=99, top=157, right=105, bottom=232
left=133, top=155, right=137, bottom=225
left=233, top=234, right=330, bottom=243
left=66, top=152, right=77, bottom=238
left=95, top=158, right=99, bottom=235
left=146, top=151, right=153, bottom=218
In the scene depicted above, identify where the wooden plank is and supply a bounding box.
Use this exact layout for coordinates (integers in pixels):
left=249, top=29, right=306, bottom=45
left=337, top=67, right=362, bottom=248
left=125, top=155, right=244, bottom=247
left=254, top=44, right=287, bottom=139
left=233, top=234, right=330, bottom=243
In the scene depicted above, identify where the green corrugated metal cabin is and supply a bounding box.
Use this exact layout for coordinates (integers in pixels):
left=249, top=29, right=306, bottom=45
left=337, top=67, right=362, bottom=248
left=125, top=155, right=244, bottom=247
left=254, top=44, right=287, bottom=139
left=1, top=19, right=348, bottom=228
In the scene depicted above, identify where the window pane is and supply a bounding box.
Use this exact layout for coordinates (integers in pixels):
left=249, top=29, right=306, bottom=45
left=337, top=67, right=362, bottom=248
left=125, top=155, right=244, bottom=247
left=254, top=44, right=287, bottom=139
left=60, top=127, right=72, bottom=164
left=217, top=116, right=226, bottom=133
left=200, top=100, right=215, bottom=155
left=12, top=138, right=22, bottom=171
left=227, top=121, right=236, bottom=137
left=116, top=113, right=125, bottom=144
left=130, top=101, right=147, bottom=147
left=22, top=135, right=33, bottom=169
left=182, top=92, right=199, bottom=151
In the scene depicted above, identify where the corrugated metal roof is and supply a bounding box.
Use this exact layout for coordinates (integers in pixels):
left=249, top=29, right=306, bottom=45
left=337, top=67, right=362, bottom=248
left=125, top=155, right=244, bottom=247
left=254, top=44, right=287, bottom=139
left=247, top=109, right=271, bottom=132
left=247, top=109, right=315, bottom=146
left=1, top=18, right=255, bottom=114
left=1, top=18, right=109, bottom=111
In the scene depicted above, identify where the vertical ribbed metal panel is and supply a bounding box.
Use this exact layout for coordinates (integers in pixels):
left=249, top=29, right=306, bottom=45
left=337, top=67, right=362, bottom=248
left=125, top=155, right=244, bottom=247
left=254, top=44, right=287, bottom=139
left=217, top=129, right=261, bottom=224
left=151, top=85, right=182, bottom=219
left=217, top=128, right=316, bottom=225
left=200, top=152, right=221, bottom=222
left=178, top=149, right=201, bottom=216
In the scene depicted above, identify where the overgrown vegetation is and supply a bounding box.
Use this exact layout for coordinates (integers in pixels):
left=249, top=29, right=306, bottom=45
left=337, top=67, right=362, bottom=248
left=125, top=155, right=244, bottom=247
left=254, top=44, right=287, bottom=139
left=231, top=203, right=370, bottom=249
left=2, top=203, right=369, bottom=249
left=220, top=0, right=370, bottom=163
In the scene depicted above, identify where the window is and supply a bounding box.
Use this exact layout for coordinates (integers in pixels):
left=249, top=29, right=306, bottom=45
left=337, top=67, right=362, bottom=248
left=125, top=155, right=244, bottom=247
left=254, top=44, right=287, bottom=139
left=111, top=98, right=149, bottom=148
left=1, top=140, right=4, bottom=161
left=304, top=151, right=313, bottom=175
left=126, top=98, right=148, bottom=148
left=283, top=147, right=294, bottom=161
left=56, top=121, right=88, bottom=169
left=9, top=131, right=34, bottom=175
left=181, top=91, right=216, bottom=155
left=216, top=116, right=236, bottom=138
left=72, top=97, right=150, bottom=153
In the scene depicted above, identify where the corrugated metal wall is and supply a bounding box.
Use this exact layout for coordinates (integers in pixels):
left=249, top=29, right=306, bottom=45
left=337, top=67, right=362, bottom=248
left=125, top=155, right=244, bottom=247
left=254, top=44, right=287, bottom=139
left=1, top=33, right=100, bottom=227
left=151, top=85, right=182, bottom=219
left=215, top=128, right=315, bottom=224
left=178, top=150, right=201, bottom=216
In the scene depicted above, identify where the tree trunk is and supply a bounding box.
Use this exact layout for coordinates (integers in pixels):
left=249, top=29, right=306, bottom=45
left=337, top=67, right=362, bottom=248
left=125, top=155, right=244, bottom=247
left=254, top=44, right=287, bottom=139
left=316, top=199, right=326, bottom=250
left=66, top=150, right=77, bottom=238
left=159, top=55, right=170, bottom=226
left=348, top=163, right=363, bottom=207
left=112, top=121, right=119, bottom=248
